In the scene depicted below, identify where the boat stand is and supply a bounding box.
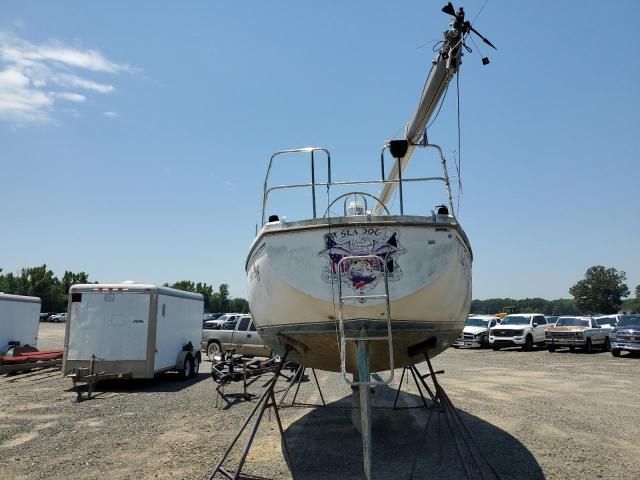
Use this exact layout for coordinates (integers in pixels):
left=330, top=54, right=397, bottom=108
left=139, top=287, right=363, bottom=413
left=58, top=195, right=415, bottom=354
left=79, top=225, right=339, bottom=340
left=206, top=352, right=291, bottom=480
left=211, top=354, right=280, bottom=409
left=398, top=352, right=500, bottom=480
left=278, top=363, right=326, bottom=408
left=392, top=358, right=445, bottom=410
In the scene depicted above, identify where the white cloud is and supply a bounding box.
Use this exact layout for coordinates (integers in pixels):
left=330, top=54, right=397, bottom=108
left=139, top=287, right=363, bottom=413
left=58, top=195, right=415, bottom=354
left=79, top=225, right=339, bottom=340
left=51, top=92, right=86, bottom=103
left=0, top=31, right=135, bottom=125
left=52, top=73, right=114, bottom=93
left=103, top=111, right=118, bottom=118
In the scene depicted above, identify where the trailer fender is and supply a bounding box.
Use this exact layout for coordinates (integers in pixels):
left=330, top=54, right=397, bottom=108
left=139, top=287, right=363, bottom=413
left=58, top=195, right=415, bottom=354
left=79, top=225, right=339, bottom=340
left=175, top=350, right=193, bottom=371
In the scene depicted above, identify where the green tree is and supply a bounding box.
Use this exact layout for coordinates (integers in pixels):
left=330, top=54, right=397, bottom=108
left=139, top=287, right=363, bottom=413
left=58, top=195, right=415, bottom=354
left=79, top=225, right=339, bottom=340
left=169, top=280, right=196, bottom=292
left=167, top=281, right=230, bottom=313
left=61, top=271, right=90, bottom=294
left=633, top=285, right=640, bottom=313
left=229, top=297, right=250, bottom=313
left=217, top=283, right=230, bottom=312
left=0, top=265, right=65, bottom=312
left=569, top=266, right=629, bottom=314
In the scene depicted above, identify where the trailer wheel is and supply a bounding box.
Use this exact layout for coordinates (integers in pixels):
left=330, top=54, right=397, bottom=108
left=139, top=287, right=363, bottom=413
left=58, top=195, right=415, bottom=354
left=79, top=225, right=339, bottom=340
left=181, top=355, right=193, bottom=379
left=190, top=355, right=200, bottom=378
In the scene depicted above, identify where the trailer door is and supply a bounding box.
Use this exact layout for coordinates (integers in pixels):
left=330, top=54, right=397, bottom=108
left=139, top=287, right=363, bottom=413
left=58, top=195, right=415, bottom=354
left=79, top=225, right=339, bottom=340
left=67, top=292, right=150, bottom=361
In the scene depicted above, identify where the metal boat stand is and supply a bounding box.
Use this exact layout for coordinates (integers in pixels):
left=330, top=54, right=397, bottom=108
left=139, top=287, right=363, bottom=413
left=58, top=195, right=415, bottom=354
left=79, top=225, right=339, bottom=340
left=206, top=351, right=292, bottom=480
left=392, top=358, right=445, bottom=410
left=211, top=353, right=280, bottom=409
left=277, top=363, right=326, bottom=408
left=398, top=352, right=501, bottom=480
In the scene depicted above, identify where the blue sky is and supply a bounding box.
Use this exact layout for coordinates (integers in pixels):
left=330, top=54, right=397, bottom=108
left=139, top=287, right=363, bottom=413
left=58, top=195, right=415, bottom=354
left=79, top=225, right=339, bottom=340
left=1, top=1, right=638, bottom=300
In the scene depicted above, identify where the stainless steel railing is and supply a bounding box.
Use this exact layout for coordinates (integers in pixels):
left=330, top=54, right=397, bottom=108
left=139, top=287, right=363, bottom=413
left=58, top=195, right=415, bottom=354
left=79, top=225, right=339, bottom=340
left=261, top=144, right=455, bottom=225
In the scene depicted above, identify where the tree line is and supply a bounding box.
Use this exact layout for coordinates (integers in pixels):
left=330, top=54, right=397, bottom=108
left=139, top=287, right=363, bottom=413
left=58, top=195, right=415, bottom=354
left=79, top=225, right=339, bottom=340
left=162, top=281, right=249, bottom=314
left=472, top=266, right=639, bottom=315
left=0, top=265, right=249, bottom=314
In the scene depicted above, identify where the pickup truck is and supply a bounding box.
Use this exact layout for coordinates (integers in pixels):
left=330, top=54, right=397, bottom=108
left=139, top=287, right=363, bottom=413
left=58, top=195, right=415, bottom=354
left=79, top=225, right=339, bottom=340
left=453, top=315, right=501, bottom=348
left=201, top=315, right=271, bottom=359
left=609, top=315, right=640, bottom=357
left=489, top=313, right=550, bottom=350
left=544, top=316, right=612, bottom=353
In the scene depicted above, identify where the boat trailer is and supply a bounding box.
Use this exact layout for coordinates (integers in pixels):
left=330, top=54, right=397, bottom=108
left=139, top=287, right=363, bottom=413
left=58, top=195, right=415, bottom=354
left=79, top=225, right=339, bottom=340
left=210, top=350, right=284, bottom=408
left=0, top=344, right=63, bottom=375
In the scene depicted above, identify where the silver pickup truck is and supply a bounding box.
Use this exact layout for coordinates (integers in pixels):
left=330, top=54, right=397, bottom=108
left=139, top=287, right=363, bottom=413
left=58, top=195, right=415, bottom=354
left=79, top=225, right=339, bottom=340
left=201, top=315, right=271, bottom=359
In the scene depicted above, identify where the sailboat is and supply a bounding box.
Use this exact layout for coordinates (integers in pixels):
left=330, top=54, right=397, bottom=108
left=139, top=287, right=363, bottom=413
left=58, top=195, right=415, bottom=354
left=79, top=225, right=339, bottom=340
left=246, top=3, right=494, bottom=380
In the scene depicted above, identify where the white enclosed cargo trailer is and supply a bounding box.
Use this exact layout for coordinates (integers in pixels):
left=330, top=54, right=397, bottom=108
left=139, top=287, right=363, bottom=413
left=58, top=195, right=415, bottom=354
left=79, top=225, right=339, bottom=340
left=0, top=293, right=41, bottom=354
left=63, top=283, right=204, bottom=379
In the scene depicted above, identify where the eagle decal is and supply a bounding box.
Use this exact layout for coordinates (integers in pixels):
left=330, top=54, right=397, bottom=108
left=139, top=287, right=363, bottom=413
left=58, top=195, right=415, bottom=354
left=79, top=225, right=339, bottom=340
left=319, top=228, right=406, bottom=293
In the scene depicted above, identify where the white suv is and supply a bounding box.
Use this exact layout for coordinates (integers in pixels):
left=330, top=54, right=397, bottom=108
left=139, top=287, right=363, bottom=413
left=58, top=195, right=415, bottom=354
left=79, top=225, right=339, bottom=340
left=489, top=313, right=550, bottom=351
left=453, top=315, right=501, bottom=348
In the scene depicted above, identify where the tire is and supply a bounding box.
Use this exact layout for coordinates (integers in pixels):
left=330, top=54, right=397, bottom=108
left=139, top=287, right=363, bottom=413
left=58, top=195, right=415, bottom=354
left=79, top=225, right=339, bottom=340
left=480, top=335, right=488, bottom=348
left=611, top=349, right=621, bottom=357
left=181, top=355, right=193, bottom=379
left=207, top=341, right=222, bottom=360
left=585, top=338, right=593, bottom=354
left=523, top=335, right=533, bottom=351
left=603, top=337, right=611, bottom=352
left=547, top=345, right=556, bottom=352
left=190, top=356, right=200, bottom=378
left=569, top=345, right=576, bottom=353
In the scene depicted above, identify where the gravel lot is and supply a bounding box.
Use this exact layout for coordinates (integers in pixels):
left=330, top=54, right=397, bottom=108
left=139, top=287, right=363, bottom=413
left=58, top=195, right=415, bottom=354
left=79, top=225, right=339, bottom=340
left=1, top=323, right=639, bottom=479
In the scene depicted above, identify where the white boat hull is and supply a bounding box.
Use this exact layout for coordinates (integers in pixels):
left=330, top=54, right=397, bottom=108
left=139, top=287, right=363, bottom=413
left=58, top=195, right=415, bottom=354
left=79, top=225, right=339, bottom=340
left=246, top=216, right=472, bottom=373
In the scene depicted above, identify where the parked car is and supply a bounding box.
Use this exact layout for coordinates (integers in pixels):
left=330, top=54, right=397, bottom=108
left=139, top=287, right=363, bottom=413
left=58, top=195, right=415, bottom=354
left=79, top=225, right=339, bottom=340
left=593, top=315, right=620, bottom=328
left=544, top=316, right=612, bottom=353
left=203, top=312, right=223, bottom=327
left=201, top=314, right=269, bottom=359
left=39, top=312, right=52, bottom=322
left=610, top=315, right=640, bottom=357
left=203, top=313, right=242, bottom=330
left=221, top=319, right=238, bottom=330
left=49, top=313, right=67, bottom=323
left=489, top=313, right=550, bottom=350
left=453, top=315, right=500, bottom=348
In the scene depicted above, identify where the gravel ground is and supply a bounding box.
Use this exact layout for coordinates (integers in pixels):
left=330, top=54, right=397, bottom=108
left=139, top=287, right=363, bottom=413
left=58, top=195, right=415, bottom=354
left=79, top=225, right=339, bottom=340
left=1, top=323, right=639, bottom=479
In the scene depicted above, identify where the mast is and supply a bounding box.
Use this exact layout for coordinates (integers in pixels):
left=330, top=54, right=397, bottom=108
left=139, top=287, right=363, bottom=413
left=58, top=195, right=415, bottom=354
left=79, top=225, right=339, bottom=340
left=374, top=3, right=494, bottom=214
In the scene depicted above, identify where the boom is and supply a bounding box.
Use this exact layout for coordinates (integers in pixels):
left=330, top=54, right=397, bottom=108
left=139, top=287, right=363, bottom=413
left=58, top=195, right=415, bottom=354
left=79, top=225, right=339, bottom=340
left=375, top=4, right=489, bottom=214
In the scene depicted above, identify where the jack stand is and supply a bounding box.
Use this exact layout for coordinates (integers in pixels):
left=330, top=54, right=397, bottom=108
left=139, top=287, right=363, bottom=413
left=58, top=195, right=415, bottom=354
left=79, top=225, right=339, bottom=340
left=392, top=361, right=444, bottom=410
left=278, top=363, right=326, bottom=408
left=403, top=353, right=500, bottom=480
left=206, top=352, right=291, bottom=480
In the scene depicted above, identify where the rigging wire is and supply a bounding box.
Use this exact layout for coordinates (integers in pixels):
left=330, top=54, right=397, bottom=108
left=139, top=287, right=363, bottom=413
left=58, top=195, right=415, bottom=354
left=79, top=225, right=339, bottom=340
left=472, top=0, right=490, bottom=24
left=455, top=70, right=462, bottom=216
left=425, top=82, right=450, bottom=131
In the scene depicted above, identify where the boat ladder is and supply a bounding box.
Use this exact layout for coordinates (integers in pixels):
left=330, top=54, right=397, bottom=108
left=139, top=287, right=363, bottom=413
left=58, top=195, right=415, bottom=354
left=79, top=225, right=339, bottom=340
left=337, top=254, right=395, bottom=386
left=336, top=254, right=394, bottom=480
